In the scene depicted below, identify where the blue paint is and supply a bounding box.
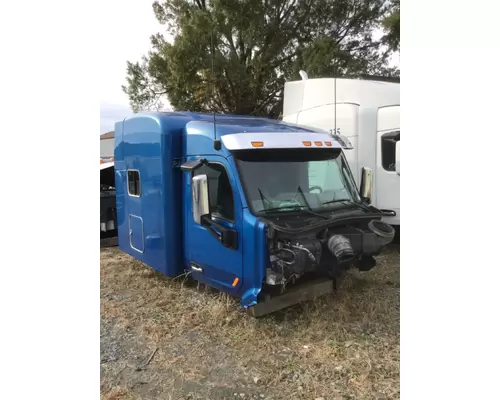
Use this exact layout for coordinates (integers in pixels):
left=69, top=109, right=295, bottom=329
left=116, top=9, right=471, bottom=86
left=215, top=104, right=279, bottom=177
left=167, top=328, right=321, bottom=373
left=114, top=112, right=322, bottom=308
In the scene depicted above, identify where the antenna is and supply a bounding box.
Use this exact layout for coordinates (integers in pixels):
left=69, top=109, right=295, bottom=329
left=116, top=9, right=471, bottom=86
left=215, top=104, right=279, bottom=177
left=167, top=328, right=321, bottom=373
left=333, top=59, right=337, bottom=136
left=210, top=28, right=221, bottom=150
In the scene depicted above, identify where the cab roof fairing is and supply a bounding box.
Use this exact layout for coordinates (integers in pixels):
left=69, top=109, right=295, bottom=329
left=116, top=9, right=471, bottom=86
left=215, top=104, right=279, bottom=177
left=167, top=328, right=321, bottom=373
left=220, top=132, right=346, bottom=151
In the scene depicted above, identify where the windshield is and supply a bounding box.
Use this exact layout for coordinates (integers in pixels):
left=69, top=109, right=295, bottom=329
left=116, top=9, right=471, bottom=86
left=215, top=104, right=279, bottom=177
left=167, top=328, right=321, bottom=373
left=234, top=148, right=362, bottom=215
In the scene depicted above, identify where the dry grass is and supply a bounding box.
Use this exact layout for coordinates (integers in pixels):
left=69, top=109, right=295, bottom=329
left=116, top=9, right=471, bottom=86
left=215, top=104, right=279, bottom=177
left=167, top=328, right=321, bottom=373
left=101, top=246, right=400, bottom=400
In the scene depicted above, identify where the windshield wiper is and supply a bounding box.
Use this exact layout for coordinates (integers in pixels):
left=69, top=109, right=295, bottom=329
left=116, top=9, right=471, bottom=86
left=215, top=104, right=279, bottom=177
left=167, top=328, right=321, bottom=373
left=295, top=186, right=310, bottom=208
left=258, top=205, right=305, bottom=213
left=322, top=198, right=353, bottom=205
left=258, top=204, right=328, bottom=219
left=296, top=186, right=329, bottom=219
left=322, top=198, right=371, bottom=212
left=258, top=188, right=271, bottom=207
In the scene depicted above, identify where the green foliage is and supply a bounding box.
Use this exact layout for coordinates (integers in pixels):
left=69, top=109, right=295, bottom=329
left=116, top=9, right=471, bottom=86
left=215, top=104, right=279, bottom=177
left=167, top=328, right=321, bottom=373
left=123, top=0, right=400, bottom=117
left=381, top=0, right=400, bottom=52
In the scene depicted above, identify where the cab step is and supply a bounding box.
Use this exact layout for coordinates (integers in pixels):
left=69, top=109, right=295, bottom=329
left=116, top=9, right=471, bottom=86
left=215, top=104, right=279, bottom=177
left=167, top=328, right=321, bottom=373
left=246, top=277, right=335, bottom=317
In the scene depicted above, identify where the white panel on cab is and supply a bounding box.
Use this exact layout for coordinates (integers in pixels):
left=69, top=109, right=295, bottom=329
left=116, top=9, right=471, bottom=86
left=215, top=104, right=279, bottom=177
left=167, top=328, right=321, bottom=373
left=296, top=103, right=359, bottom=137
left=377, top=106, right=400, bottom=132
left=283, top=78, right=399, bottom=119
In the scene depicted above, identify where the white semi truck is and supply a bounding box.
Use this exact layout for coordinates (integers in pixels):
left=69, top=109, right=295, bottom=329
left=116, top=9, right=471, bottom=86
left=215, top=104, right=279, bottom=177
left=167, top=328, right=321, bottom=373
left=282, top=74, right=400, bottom=233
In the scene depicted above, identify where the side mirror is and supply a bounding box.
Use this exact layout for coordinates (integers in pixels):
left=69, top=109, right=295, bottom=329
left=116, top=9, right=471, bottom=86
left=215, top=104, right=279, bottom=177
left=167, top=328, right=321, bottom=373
left=395, top=141, right=400, bottom=176
left=360, top=167, right=373, bottom=204
left=191, top=175, right=210, bottom=224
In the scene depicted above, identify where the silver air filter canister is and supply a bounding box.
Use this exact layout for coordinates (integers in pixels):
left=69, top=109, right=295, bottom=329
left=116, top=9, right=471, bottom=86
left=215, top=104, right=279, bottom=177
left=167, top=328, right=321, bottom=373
left=327, top=235, right=355, bottom=263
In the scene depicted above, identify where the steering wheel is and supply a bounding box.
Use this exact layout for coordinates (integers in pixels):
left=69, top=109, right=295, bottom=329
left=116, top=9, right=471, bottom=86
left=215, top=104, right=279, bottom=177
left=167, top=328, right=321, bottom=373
left=309, top=186, right=323, bottom=193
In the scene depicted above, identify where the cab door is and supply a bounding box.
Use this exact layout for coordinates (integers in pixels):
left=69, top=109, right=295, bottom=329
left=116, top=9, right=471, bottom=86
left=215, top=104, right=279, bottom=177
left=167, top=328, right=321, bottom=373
left=184, top=156, right=243, bottom=293
left=376, top=106, right=400, bottom=222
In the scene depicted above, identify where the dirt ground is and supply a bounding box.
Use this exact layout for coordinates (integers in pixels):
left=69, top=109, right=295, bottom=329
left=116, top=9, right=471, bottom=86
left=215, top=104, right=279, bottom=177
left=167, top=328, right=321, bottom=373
left=100, top=246, right=400, bottom=400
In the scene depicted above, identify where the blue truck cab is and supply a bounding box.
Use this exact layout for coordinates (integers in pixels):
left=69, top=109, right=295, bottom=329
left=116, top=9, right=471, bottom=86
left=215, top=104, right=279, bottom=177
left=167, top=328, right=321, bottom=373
left=114, top=112, right=395, bottom=316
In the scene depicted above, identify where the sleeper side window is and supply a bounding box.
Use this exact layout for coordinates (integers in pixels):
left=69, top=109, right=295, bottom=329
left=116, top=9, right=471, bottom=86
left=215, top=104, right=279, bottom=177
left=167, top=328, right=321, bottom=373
left=194, top=163, right=234, bottom=221
left=127, top=170, right=141, bottom=197
left=381, top=131, right=400, bottom=171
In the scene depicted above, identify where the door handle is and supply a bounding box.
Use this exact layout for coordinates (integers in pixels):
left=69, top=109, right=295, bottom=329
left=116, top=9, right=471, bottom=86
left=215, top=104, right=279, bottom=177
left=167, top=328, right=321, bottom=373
left=191, top=265, right=203, bottom=272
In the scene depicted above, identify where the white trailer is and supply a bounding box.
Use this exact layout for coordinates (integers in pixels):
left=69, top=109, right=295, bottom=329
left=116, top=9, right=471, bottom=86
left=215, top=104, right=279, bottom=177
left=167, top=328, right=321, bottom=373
left=283, top=75, right=400, bottom=229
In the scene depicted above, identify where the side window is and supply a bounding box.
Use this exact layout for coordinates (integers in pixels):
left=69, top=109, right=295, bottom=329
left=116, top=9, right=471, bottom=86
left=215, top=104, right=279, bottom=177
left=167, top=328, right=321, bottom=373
left=194, top=163, right=234, bottom=221
left=381, top=131, right=400, bottom=171
left=127, top=170, right=141, bottom=197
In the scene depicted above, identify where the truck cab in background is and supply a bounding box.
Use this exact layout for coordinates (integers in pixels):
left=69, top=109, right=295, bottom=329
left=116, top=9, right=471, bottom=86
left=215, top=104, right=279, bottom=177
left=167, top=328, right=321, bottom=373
left=282, top=76, right=400, bottom=233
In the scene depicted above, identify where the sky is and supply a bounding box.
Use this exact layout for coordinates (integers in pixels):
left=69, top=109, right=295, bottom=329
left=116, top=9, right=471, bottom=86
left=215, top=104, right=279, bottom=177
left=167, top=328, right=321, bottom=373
left=100, top=1, right=400, bottom=135
left=99, top=1, right=164, bottom=134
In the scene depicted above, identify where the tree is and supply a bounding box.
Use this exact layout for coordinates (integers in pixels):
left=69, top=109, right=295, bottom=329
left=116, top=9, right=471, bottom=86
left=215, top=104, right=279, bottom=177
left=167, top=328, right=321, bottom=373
left=381, top=0, right=399, bottom=52
left=123, top=0, right=399, bottom=117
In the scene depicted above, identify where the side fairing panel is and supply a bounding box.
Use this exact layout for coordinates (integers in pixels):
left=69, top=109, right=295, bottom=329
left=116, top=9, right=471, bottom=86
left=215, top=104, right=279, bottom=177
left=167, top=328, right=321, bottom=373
left=114, top=114, right=190, bottom=277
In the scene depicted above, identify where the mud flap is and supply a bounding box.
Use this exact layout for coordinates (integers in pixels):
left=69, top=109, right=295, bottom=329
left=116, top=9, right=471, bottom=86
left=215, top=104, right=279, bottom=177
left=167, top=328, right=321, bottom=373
left=246, top=278, right=335, bottom=318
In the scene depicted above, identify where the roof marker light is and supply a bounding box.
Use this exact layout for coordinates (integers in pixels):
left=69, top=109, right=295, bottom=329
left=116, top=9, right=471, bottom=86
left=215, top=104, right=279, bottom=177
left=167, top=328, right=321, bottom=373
left=314, top=141, right=323, bottom=146
left=251, top=141, right=264, bottom=147
left=325, top=141, right=332, bottom=146
left=331, top=134, right=353, bottom=150
left=303, top=141, right=311, bottom=146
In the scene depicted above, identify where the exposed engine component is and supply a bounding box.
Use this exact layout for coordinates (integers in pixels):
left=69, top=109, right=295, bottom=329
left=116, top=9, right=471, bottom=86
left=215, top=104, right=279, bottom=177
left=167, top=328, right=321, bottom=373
left=285, top=242, right=321, bottom=274
left=290, top=244, right=317, bottom=262
left=368, top=220, right=395, bottom=246
left=264, top=216, right=396, bottom=288
left=267, top=237, right=322, bottom=286
left=327, top=235, right=355, bottom=263
left=325, top=220, right=395, bottom=256
left=266, top=258, right=284, bottom=285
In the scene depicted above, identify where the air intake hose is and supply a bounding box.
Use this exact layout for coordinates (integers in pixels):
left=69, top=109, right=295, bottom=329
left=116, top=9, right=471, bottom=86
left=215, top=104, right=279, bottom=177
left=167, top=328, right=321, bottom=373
left=367, top=220, right=395, bottom=246
left=327, top=235, right=355, bottom=263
